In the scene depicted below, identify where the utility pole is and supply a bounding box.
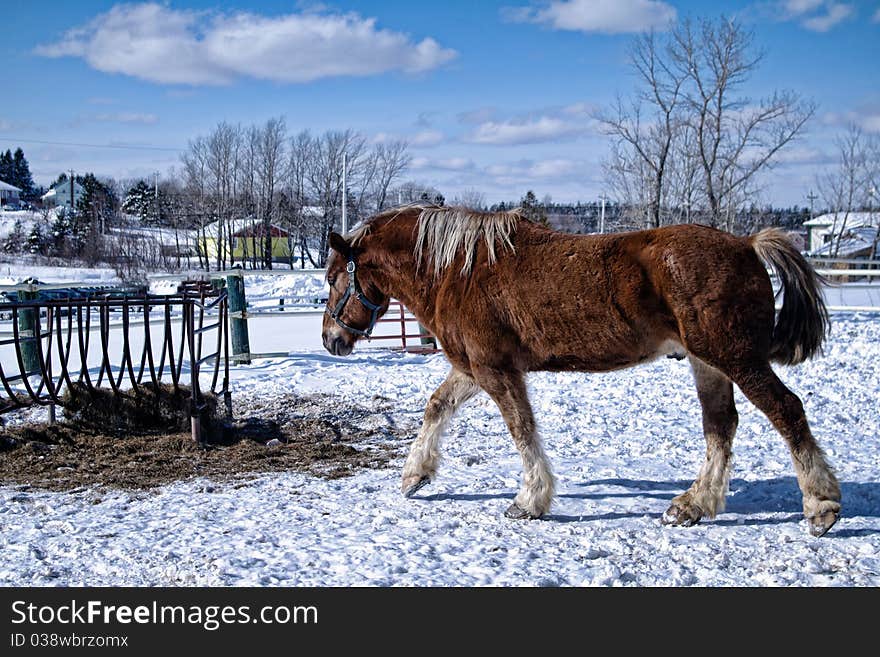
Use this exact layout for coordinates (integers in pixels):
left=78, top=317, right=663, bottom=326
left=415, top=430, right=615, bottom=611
left=599, top=193, right=608, bottom=234
left=869, top=186, right=878, bottom=261
left=154, top=171, right=160, bottom=224
left=341, top=152, right=347, bottom=235
left=69, top=169, right=75, bottom=214
left=806, top=190, right=818, bottom=221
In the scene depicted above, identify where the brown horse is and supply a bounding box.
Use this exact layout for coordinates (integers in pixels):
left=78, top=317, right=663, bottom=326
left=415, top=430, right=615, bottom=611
left=321, top=205, right=841, bottom=537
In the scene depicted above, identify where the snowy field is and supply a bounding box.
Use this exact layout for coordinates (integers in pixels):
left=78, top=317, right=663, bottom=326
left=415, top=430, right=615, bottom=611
left=0, top=306, right=878, bottom=586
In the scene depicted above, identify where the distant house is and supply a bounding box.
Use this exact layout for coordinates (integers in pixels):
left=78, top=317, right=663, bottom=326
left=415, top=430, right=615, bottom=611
left=42, top=180, right=85, bottom=209
left=201, top=219, right=295, bottom=264
left=804, top=212, right=878, bottom=254
left=200, top=208, right=324, bottom=264
left=809, top=225, right=878, bottom=259
left=0, top=180, right=21, bottom=207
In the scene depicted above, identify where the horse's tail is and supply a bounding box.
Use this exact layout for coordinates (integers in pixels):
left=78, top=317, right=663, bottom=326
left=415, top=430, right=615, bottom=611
left=749, top=228, right=829, bottom=365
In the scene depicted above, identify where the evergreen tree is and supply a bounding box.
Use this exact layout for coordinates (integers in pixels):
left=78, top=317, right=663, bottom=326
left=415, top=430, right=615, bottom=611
left=51, top=206, right=74, bottom=254
left=2, top=218, right=25, bottom=254
left=122, top=180, right=154, bottom=221
left=76, top=173, right=118, bottom=236
left=0, top=150, right=12, bottom=184
left=11, top=148, right=35, bottom=200
left=27, top=221, right=48, bottom=255
left=520, top=190, right=548, bottom=225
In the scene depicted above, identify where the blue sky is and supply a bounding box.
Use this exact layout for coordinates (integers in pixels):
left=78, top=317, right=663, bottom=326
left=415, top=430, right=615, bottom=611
left=1, top=0, right=878, bottom=206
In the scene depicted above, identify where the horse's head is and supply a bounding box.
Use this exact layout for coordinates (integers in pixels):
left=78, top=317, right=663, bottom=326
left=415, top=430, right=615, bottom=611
left=322, top=231, right=390, bottom=356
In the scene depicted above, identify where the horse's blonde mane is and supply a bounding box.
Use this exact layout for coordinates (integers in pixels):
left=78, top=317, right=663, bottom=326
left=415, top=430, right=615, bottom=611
left=414, top=206, right=523, bottom=277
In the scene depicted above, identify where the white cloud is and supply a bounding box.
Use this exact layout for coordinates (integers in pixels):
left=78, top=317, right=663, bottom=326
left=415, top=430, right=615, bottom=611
left=0, top=118, right=29, bottom=131
left=783, top=0, right=825, bottom=13
left=508, top=0, right=677, bottom=34
left=486, top=158, right=582, bottom=180
left=373, top=129, right=444, bottom=148
left=457, top=107, right=498, bottom=125
left=529, top=159, right=579, bottom=177
left=873, top=7, right=880, bottom=22
left=776, top=1, right=854, bottom=32
left=760, top=145, right=830, bottom=165
left=862, top=114, right=880, bottom=133
left=35, top=3, right=457, bottom=85
left=466, top=106, right=596, bottom=145
left=801, top=3, right=854, bottom=31
left=822, top=108, right=880, bottom=133
left=411, top=130, right=445, bottom=147
left=93, top=112, right=159, bottom=125
left=411, top=157, right=475, bottom=171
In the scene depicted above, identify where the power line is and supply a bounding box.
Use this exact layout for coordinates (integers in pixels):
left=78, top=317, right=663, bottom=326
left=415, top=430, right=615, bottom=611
left=0, top=136, right=181, bottom=152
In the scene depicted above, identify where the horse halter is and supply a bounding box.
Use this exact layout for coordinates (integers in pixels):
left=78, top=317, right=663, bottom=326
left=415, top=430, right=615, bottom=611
left=325, top=257, right=382, bottom=338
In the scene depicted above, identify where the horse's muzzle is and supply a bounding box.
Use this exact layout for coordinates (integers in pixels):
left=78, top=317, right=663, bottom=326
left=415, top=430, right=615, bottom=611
left=323, top=332, right=353, bottom=357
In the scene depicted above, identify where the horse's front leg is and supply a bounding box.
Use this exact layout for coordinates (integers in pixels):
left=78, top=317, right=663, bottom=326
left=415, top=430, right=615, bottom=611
left=473, top=366, right=555, bottom=519
left=402, top=367, right=480, bottom=497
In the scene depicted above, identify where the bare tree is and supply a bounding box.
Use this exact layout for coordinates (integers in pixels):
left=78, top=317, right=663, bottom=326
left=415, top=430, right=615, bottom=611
left=372, top=140, right=412, bottom=211
left=450, top=188, right=487, bottom=209
left=602, top=16, right=815, bottom=232
left=865, top=135, right=880, bottom=259
left=392, top=180, right=444, bottom=205
left=256, top=117, right=287, bottom=269
left=665, top=125, right=704, bottom=223
left=180, top=136, right=211, bottom=270
left=818, top=125, right=869, bottom=257
left=178, top=122, right=411, bottom=269
left=670, top=17, right=815, bottom=229
left=603, top=139, right=656, bottom=229
left=285, top=130, right=314, bottom=268
left=306, top=130, right=368, bottom=266
left=597, top=31, right=687, bottom=228
left=239, top=125, right=260, bottom=268
left=206, top=121, right=240, bottom=270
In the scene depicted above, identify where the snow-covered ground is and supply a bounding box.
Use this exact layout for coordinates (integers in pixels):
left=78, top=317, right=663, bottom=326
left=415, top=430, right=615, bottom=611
left=0, top=312, right=878, bottom=587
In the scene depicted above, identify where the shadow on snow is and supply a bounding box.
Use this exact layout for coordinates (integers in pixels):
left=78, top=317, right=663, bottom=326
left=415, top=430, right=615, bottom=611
left=418, top=477, right=880, bottom=535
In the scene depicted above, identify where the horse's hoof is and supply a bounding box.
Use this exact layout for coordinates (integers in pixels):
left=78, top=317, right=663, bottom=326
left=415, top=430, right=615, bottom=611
left=807, top=510, right=839, bottom=537
left=661, top=503, right=702, bottom=527
left=504, top=503, right=539, bottom=520
left=402, top=475, right=431, bottom=498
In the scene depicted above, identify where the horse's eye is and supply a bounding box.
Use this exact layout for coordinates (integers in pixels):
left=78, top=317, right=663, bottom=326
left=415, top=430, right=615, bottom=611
left=328, top=276, right=336, bottom=286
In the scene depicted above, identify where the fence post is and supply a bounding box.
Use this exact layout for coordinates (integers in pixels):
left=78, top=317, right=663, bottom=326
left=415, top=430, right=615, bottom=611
left=398, top=302, right=407, bottom=350
left=418, top=323, right=437, bottom=350
left=18, top=288, right=39, bottom=374
left=226, top=269, right=251, bottom=365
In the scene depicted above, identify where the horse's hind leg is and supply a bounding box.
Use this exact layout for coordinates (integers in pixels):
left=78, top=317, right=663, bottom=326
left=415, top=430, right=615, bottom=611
left=663, top=357, right=737, bottom=527
left=729, top=363, right=840, bottom=537
left=472, top=367, right=555, bottom=519
left=402, top=367, right=481, bottom=497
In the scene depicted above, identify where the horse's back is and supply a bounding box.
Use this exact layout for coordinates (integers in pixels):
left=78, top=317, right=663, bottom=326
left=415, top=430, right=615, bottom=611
left=493, top=223, right=775, bottom=371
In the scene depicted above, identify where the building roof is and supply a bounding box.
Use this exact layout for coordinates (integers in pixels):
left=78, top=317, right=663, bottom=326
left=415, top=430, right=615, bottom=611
left=42, top=181, right=85, bottom=200
left=0, top=180, right=21, bottom=192
left=232, top=223, right=290, bottom=238
left=804, top=211, right=878, bottom=228
left=809, top=225, right=879, bottom=258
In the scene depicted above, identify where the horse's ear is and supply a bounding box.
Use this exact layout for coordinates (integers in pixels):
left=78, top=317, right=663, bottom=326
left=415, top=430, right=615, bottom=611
left=329, top=232, right=350, bottom=256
